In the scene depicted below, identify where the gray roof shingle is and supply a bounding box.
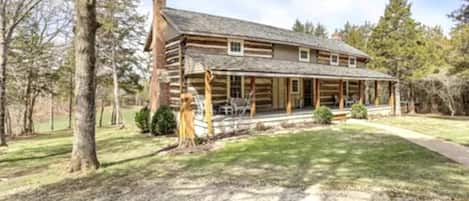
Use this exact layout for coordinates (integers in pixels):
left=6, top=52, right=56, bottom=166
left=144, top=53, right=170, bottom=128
left=184, top=51, right=395, bottom=81
left=163, top=7, right=370, bottom=59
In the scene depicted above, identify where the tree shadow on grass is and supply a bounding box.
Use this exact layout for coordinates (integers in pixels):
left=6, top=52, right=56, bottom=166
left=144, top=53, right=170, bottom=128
left=1, top=126, right=469, bottom=201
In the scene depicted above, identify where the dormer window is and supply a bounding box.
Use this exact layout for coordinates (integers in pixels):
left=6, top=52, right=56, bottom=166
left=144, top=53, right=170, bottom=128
left=228, top=39, right=244, bottom=56
left=299, top=47, right=310, bottom=62
left=348, top=56, right=357, bottom=68
left=330, top=53, right=339, bottom=66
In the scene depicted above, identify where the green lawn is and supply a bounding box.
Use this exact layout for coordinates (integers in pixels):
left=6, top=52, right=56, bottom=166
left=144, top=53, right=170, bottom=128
left=374, top=115, right=469, bottom=146
left=1, top=110, right=469, bottom=200
left=34, top=106, right=139, bottom=133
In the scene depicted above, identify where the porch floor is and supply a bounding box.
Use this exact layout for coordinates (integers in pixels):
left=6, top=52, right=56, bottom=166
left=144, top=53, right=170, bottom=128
left=213, top=105, right=391, bottom=122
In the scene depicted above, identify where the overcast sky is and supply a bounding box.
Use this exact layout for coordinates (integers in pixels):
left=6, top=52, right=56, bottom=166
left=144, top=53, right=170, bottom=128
left=139, top=0, right=461, bottom=35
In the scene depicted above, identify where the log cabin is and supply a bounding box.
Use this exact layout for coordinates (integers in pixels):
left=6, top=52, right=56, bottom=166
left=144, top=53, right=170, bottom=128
left=145, top=1, right=397, bottom=136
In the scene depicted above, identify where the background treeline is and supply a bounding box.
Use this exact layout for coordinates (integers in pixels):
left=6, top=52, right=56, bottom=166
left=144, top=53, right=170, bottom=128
left=1, top=0, right=150, bottom=138
left=293, top=0, right=469, bottom=116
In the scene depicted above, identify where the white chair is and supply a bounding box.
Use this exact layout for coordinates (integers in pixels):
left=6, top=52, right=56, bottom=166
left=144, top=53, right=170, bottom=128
left=230, top=98, right=250, bottom=116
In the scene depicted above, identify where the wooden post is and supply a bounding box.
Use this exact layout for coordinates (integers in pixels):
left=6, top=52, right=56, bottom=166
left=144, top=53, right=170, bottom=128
left=315, top=79, right=321, bottom=109
left=338, top=80, right=344, bottom=111
left=204, top=71, right=214, bottom=137
left=250, top=76, right=256, bottom=118
left=374, top=80, right=379, bottom=106
left=389, top=81, right=395, bottom=115
left=286, top=78, right=292, bottom=114
left=358, top=80, right=364, bottom=104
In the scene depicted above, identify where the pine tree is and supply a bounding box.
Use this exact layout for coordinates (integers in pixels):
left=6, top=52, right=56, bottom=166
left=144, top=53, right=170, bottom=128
left=449, top=1, right=469, bottom=75
left=449, top=0, right=469, bottom=24
left=314, top=23, right=328, bottom=38
left=292, top=20, right=328, bottom=38
left=368, top=0, right=424, bottom=115
left=340, top=21, right=374, bottom=52
left=292, top=19, right=305, bottom=32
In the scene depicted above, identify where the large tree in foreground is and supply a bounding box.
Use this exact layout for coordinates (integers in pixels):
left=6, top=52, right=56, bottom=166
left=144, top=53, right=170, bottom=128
left=0, top=0, right=43, bottom=146
left=70, top=0, right=99, bottom=172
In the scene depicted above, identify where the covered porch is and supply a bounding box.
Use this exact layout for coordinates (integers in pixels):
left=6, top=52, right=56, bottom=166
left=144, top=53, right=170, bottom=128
left=184, top=52, right=397, bottom=136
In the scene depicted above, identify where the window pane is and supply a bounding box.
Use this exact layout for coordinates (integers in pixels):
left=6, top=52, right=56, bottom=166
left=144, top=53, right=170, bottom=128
left=230, top=42, right=241, bottom=52
left=349, top=58, right=356, bottom=65
left=292, top=80, right=299, bottom=93
left=332, top=55, right=338, bottom=63
left=230, top=76, right=242, bottom=98
left=301, top=51, right=308, bottom=59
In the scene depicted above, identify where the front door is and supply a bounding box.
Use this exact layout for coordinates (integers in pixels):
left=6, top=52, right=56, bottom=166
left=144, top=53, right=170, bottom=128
left=303, top=79, right=312, bottom=106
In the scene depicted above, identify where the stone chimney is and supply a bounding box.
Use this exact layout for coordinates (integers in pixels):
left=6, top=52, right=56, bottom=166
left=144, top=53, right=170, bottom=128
left=331, top=32, right=342, bottom=41
left=149, top=0, right=169, bottom=113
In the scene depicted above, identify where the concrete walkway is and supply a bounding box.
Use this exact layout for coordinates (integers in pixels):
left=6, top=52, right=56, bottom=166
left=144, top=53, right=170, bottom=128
left=348, top=119, right=469, bottom=167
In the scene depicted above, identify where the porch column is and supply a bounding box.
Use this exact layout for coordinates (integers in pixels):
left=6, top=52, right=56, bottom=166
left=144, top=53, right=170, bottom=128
left=374, top=80, right=379, bottom=106
left=358, top=80, right=364, bottom=104
left=250, top=76, right=256, bottom=118
left=204, top=70, right=214, bottom=137
left=338, top=79, right=344, bottom=111
left=389, top=81, right=395, bottom=114
left=388, top=81, right=394, bottom=106
left=286, top=78, right=292, bottom=115
left=315, top=79, right=321, bottom=109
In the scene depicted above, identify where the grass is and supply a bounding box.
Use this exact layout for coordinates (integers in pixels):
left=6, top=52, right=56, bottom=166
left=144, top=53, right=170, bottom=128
left=1, top=109, right=469, bottom=200
left=34, top=106, right=137, bottom=133
left=374, top=115, right=469, bottom=146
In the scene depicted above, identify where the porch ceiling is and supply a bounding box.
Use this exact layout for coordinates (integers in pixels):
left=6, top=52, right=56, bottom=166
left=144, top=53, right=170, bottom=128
left=184, top=51, right=396, bottom=81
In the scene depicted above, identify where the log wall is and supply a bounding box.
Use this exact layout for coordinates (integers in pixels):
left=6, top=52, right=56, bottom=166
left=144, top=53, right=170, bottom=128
left=166, top=37, right=183, bottom=110
left=185, top=35, right=273, bottom=58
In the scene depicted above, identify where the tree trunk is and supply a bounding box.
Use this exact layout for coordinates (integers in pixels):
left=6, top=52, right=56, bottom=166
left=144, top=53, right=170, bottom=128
left=50, top=92, right=54, bottom=131
left=99, top=98, right=104, bottom=128
left=111, top=103, right=116, bottom=125
left=68, top=70, right=73, bottom=129
left=111, top=37, right=122, bottom=126
left=22, top=96, right=30, bottom=134
left=0, top=36, right=7, bottom=146
left=70, top=0, right=99, bottom=172
left=395, top=80, right=402, bottom=116
left=5, top=107, right=11, bottom=137
left=408, top=82, right=416, bottom=114
left=26, top=94, right=38, bottom=134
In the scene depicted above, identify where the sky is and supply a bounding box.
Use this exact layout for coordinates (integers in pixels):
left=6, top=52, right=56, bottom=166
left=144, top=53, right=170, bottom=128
left=139, top=0, right=461, bottom=35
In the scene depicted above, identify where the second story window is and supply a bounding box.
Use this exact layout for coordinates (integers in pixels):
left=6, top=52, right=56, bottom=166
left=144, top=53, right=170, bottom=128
left=348, top=56, right=357, bottom=68
left=330, top=53, right=339, bottom=66
left=228, top=39, right=244, bottom=56
left=299, top=48, right=310, bottom=62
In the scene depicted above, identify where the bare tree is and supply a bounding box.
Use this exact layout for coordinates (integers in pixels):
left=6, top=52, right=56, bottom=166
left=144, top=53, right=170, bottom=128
left=0, top=0, right=43, bottom=145
left=422, top=71, right=465, bottom=116
left=69, top=0, right=99, bottom=172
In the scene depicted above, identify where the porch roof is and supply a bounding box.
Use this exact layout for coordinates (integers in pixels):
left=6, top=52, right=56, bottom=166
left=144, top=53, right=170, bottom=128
left=184, top=52, right=396, bottom=81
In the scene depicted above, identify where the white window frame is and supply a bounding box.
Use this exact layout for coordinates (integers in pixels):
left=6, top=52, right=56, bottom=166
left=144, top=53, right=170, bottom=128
left=227, top=39, right=244, bottom=56
left=291, top=78, right=300, bottom=94
left=348, top=56, right=357, bottom=68
left=330, top=53, right=339, bottom=66
left=298, top=47, right=310, bottom=62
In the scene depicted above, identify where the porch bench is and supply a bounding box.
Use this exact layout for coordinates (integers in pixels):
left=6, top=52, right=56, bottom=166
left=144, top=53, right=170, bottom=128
left=332, top=112, right=348, bottom=121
